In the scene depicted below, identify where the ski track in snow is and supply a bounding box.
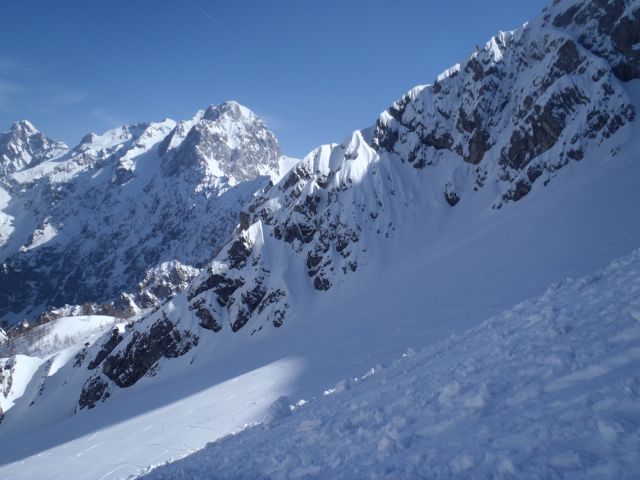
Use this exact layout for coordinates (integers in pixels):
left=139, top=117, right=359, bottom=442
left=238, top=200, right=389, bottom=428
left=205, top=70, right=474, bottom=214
left=141, top=248, right=640, bottom=479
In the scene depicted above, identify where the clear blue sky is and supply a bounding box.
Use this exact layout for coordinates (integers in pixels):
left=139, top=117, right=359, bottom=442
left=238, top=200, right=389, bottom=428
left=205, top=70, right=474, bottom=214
left=0, top=0, right=547, bottom=158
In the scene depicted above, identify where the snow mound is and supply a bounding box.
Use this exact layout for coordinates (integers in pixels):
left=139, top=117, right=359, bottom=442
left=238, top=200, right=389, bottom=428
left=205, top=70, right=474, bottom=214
left=143, top=247, right=640, bottom=479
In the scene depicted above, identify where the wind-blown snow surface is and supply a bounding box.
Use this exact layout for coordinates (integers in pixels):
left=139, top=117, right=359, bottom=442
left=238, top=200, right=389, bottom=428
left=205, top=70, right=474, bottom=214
left=143, top=248, right=640, bottom=480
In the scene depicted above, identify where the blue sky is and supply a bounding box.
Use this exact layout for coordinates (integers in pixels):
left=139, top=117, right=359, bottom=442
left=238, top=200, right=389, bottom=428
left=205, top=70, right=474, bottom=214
left=0, top=0, right=547, bottom=158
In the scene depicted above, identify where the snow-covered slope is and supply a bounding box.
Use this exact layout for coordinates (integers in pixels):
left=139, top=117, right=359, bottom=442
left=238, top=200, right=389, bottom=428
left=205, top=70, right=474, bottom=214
left=0, top=0, right=639, bottom=478
left=0, top=102, right=284, bottom=323
left=1, top=315, right=120, bottom=359
left=0, top=355, right=44, bottom=416
left=0, top=314, right=122, bottom=419
left=142, top=247, right=640, bottom=480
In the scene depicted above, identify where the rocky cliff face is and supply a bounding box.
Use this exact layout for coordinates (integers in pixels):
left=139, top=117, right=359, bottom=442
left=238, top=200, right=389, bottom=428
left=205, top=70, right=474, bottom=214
left=372, top=0, right=637, bottom=205
left=0, top=102, right=282, bottom=323
left=67, top=0, right=640, bottom=408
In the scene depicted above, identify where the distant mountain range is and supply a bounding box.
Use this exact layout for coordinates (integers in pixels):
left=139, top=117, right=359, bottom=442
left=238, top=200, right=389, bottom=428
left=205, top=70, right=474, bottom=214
left=0, top=101, right=295, bottom=324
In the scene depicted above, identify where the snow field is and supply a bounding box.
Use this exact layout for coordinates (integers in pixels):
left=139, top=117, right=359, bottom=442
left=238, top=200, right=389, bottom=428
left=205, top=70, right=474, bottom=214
left=143, top=248, right=640, bottom=479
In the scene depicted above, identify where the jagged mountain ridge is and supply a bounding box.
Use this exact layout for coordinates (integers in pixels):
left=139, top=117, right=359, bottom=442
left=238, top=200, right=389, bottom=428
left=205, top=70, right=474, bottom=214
left=180, top=0, right=639, bottom=336
left=0, top=101, right=284, bottom=324
left=63, top=0, right=640, bottom=404
left=372, top=0, right=636, bottom=204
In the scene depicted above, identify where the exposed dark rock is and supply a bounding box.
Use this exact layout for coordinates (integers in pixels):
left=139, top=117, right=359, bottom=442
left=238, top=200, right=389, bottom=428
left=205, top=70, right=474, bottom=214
left=187, top=273, right=244, bottom=306
left=314, top=274, right=331, bottom=291
left=610, top=13, right=640, bottom=81
left=239, top=211, right=251, bottom=231
left=372, top=119, right=399, bottom=152
left=503, top=179, right=532, bottom=202
left=466, top=57, right=485, bottom=81
left=421, top=131, right=454, bottom=151
left=230, top=281, right=269, bottom=332
left=282, top=164, right=311, bottom=191
left=552, top=3, right=580, bottom=27
left=101, top=315, right=198, bottom=388
left=527, top=164, right=544, bottom=183
left=231, top=309, right=250, bottom=332
left=554, top=40, right=584, bottom=75
left=283, top=219, right=316, bottom=245
left=78, top=376, right=111, bottom=410
left=586, top=110, right=610, bottom=137
left=567, top=149, right=584, bottom=161
left=227, top=237, right=252, bottom=269
left=231, top=307, right=251, bottom=332
left=316, top=174, right=331, bottom=189
left=73, top=343, right=91, bottom=368
left=257, top=289, right=286, bottom=315
left=112, top=165, right=135, bottom=185
left=88, top=328, right=123, bottom=370
left=555, top=0, right=640, bottom=81
left=190, top=299, right=222, bottom=332
left=466, top=126, right=491, bottom=165
left=272, top=310, right=286, bottom=328
left=241, top=284, right=267, bottom=315
left=501, top=86, right=588, bottom=172
left=306, top=251, right=323, bottom=276
left=444, top=185, right=460, bottom=206
left=294, top=195, right=320, bottom=218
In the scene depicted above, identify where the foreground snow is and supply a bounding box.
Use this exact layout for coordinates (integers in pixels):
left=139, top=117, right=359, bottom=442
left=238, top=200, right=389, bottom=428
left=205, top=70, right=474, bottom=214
left=143, top=248, right=640, bottom=479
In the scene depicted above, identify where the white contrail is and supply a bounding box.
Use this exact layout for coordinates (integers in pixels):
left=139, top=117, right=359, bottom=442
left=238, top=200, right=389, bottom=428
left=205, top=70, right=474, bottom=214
left=195, top=5, right=231, bottom=34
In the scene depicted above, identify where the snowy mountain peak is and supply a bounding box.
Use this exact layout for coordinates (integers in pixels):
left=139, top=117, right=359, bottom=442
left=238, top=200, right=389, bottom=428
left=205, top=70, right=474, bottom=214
left=0, top=102, right=283, bottom=325
left=9, top=119, right=38, bottom=134
left=161, top=101, right=281, bottom=184
left=0, top=121, right=68, bottom=177
left=202, top=100, right=256, bottom=123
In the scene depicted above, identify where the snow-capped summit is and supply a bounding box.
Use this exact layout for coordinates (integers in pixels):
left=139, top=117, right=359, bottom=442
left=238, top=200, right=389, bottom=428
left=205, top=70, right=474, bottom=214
left=0, top=121, right=68, bottom=177
left=0, top=102, right=287, bottom=324
left=161, top=101, right=281, bottom=184
left=10, top=120, right=37, bottom=134
left=202, top=100, right=255, bottom=123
